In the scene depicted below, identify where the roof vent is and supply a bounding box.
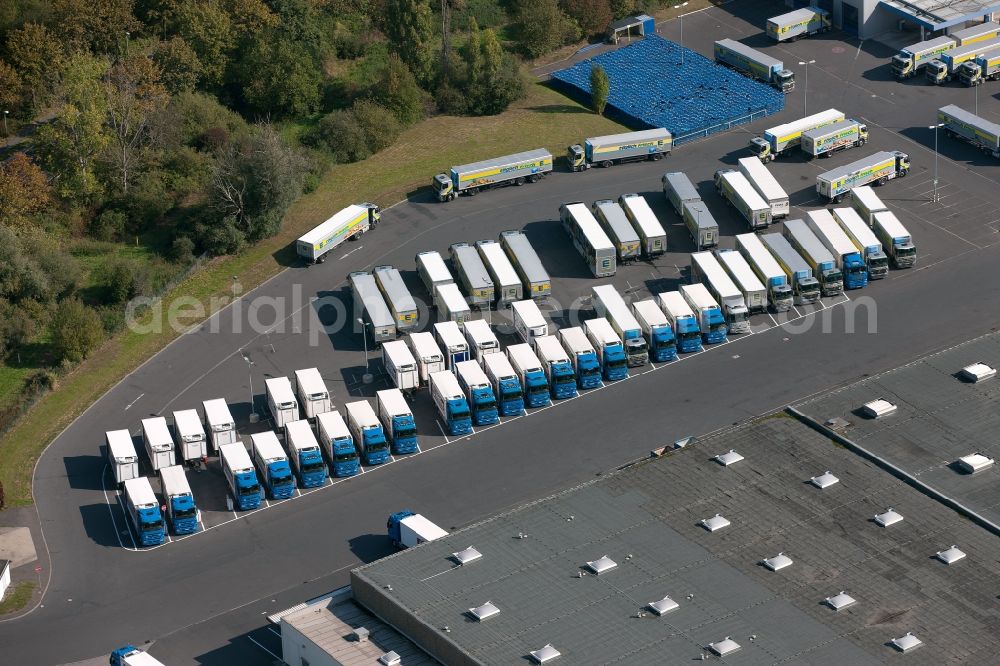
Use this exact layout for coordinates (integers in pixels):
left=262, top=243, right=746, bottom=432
left=810, top=471, right=839, bottom=489
left=707, top=637, right=741, bottom=656
left=701, top=514, right=731, bottom=532
left=529, top=644, right=561, bottom=664
left=936, top=545, right=966, bottom=565
left=957, top=453, right=994, bottom=474
left=352, top=627, right=369, bottom=642
left=714, top=449, right=744, bottom=466
left=890, top=632, right=923, bottom=653
left=585, top=555, right=617, bottom=575
left=379, top=651, right=402, bottom=666
left=824, top=417, right=850, bottom=431
left=468, top=601, right=500, bottom=621
left=960, top=362, right=996, bottom=383
left=874, top=508, right=904, bottom=528
left=862, top=399, right=896, bottom=418
left=674, top=435, right=695, bottom=449
left=824, top=591, right=856, bottom=611
left=762, top=552, right=793, bottom=572
left=452, top=546, right=483, bottom=565
left=647, top=595, right=679, bottom=615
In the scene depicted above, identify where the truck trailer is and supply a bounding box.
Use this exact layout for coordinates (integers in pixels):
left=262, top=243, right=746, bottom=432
left=801, top=119, right=868, bottom=158
left=285, top=419, right=328, bottom=487
left=662, top=171, right=700, bottom=215
left=511, top=299, right=549, bottom=344
left=631, top=299, right=678, bottom=362
left=430, top=370, right=474, bottom=434
left=850, top=185, right=888, bottom=225
left=592, top=284, right=648, bottom=367
left=657, top=291, right=703, bottom=353
left=872, top=211, right=917, bottom=268
left=593, top=200, right=642, bottom=264
left=349, top=271, right=396, bottom=343
left=506, top=343, right=551, bottom=408
left=690, top=252, right=750, bottom=334
left=382, top=340, right=420, bottom=393
left=737, top=157, right=789, bottom=218
left=557, top=326, right=603, bottom=389
left=433, top=320, right=471, bottom=369
left=766, top=7, right=830, bottom=42
left=560, top=202, right=616, bottom=277
left=296, top=203, right=380, bottom=263
left=482, top=352, right=526, bottom=415
left=123, top=477, right=165, bottom=546
left=751, top=109, right=845, bottom=162
left=107, top=429, right=139, bottom=487
left=680, top=283, right=728, bottom=344
left=449, top=242, right=494, bottom=309
left=407, top=332, right=445, bottom=385
left=618, top=193, right=668, bottom=257
left=202, top=398, right=236, bottom=452
left=172, top=409, right=207, bottom=462
left=415, top=250, right=454, bottom=295
left=892, top=36, right=958, bottom=79
left=584, top=317, right=629, bottom=380
left=568, top=128, right=672, bottom=171
left=532, top=335, right=578, bottom=400
left=455, top=360, right=500, bottom=425
left=434, top=148, right=552, bottom=201
left=938, top=104, right=1000, bottom=157
left=316, top=410, right=359, bottom=477
left=831, top=207, right=889, bottom=279
left=714, top=38, right=794, bottom=92
left=250, top=431, right=295, bottom=499
left=716, top=249, right=768, bottom=314
left=500, top=230, right=551, bottom=299
left=734, top=233, right=794, bottom=312
left=265, top=376, right=299, bottom=429
left=463, top=318, right=500, bottom=363
left=373, top=265, right=419, bottom=332
left=293, top=367, right=331, bottom=421
left=806, top=209, right=868, bottom=289
left=816, top=151, right=909, bottom=202
left=141, top=417, right=176, bottom=472
left=387, top=510, right=448, bottom=548
left=345, top=400, right=390, bottom=465
left=783, top=219, right=844, bottom=296
left=160, top=465, right=201, bottom=535
left=376, top=388, right=419, bottom=455
left=434, top=282, right=472, bottom=324
left=760, top=233, right=821, bottom=305
left=475, top=239, right=522, bottom=307
left=715, top=170, right=772, bottom=229
left=683, top=201, right=720, bottom=250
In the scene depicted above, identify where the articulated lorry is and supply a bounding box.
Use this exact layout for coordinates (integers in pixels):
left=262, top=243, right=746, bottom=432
left=680, top=283, right=728, bottom=344
left=850, top=185, right=888, bottom=225
left=892, top=36, right=959, bottom=79
left=760, top=233, right=821, bottom=305
left=285, top=419, right=328, bottom=487
left=416, top=250, right=453, bottom=295
left=593, top=199, right=641, bottom=264
left=293, top=368, right=331, bottom=420
left=561, top=202, right=617, bottom=277
left=159, top=465, right=199, bottom=534
left=455, top=360, right=500, bottom=425
left=449, top=243, right=495, bottom=309
left=631, top=299, right=677, bottom=362
left=592, top=284, right=648, bottom=367
left=382, top=340, right=420, bottom=393
left=584, top=317, right=629, bottom=380
left=434, top=148, right=552, bottom=201
left=938, top=104, right=1000, bottom=157
left=507, top=343, right=551, bottom=408
left=927, top=37, right=1000, bottom=84
left=475, top=239, right=522, bottom=307
left=801, top=120, right=868, bottom=158
left=816, top=151, right=909, bottom=202
left=482, top=352, right=526, bottom=415
left=463, top=319, right=500, bottom=363
left=123, top=477, right=165, bottom=546
left=141, top=417, right=176, bottom=472
left=767, top=7, right=830, bottom=42
left=511, top=298, right=549, bottom=344
left=831, top=207, right=889, bottom=279
left=172, top=409, right=207, bottom=463
left=373, top=265, right=419, bottom=332
left=407, top=332, right=445, bottom=385
left=107, top=430, right=139, bottom=487
left=751, top=109, right=845, bottom=162
left=737, top=157, right=789, bottom=219
left=716, top=249, right=768, bottom=314
left=657, top=291, right=703, bottom=353
left=872, top=211, right=917, bottom=268
left=376, top=388, right=419, bottom=454
left=111, top=645, right=167, bottom=666
left=714, top=38, right=794, bottom=92
left=500, top=230, right=551, bottom=300
left=567, top=128, right=672, bottom=171
left=265, top=376, right=299, bottom=429
left=345, top=400, right=390, bottom=465
left=430, top=370, right=474, bottom=434
left=434, top=320, right=471, bottom=369
left=662, top=171, right=719, bottom=249
left=296, top=203, right=380, bottom=264
left=434, top=282, right=472, bottom=324
left=806, top=209, right=868, bottom=289
left=715, top=170, right=772, bottom=229
left=316, top=410, right=359, bottom=477
left=957, top=50, right=1000, bottom=85
left=783, top=219, right=844, bottom=296
left=349, top=271, right=396, bottom=343
left=202, top=398, right=236, bottom=452
left=557, top=326, right=603, bottom=389
left=532, top=335, right=578, bottom=400
left=387, top=510, right=448, bottom=548
left=735, top=233, right=793, bottom=312
left=618, top=193, right=667, bottom=257
left=691, top=252, right=750, bottom=334
left=250, top=431, right=295, bottom=499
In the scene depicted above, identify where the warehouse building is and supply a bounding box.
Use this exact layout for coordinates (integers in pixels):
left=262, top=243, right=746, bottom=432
left=785, top=0, right=1000, bottom=39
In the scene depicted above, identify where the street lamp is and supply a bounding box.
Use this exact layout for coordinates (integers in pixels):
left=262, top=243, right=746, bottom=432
left=2, top=110, right=7, bottom=136
left=241, top=352, right=258, bottom=422
left=929, top=122, right=944, bottom=203
left=357, top=318, right=373, bottom=384
left=798, top=60, right=816, bottom=116
left=231, top=275, right=238, bottom=299
left=678, top=2, right=690, bottom=67
left=125, top=31, right=130, bottom=56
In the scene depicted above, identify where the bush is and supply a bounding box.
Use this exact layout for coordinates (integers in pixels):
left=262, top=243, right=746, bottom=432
left=311, top=110, right=371, bottom=163
left=434, top=82, right=469, bottom=115
left=457, top=0, right=509, bottom=28
left=198, top=217, right=248, bottom=256
left=51, top=299, right=106, bottom=364
left=513, top=0, right=580, bottom=59
left=23, top=370, right=57, bottom=395
left=561, top=0, right=613, bottom=36
left=171, top=236, right=196, bottom=264
left=333, top=30, right=370, bottom=59
left=97, top=258, right=146, bottom=305
left=351, top=100, right=402, bottom=153
left=88, top=209, right=128, bottom=242
left=0, top=298, right=43, bottom=361
left=370, top=54, right=425, bottom=125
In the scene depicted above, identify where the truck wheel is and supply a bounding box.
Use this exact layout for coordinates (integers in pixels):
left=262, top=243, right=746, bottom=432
left=450, top=192, right=457, bottom=201
left=468, top=187, right=478, bottom=196
left=878, top=176, right=888, bottom=185
left=899, top=169, right=908, bottom=177
left=601, top=160, right=613, bottom=168
left=514, top=177, right=526, bottom=186
left=529, top=174, right=540, bottom=183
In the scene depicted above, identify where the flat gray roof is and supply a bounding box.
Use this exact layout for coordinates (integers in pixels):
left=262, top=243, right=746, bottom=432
left=879, top=0, right=1000, bottom=31
left=352, top=413, right=1000, bottom=665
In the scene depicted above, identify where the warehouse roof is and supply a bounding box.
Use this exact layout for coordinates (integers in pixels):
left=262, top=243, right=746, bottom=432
left=879, top=0, right=1000, bottom=31
left=352, top=414, right=1000, bottom=665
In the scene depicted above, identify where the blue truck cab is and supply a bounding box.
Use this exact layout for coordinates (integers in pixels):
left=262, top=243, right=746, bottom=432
left=346, top=400, right=391, bottom=465
left=219, top=442, right=263, bottom=510
left=250, top=432, right=296, bottom=499
left=285, top=419, right=329, bottom=488
left=482, top=353, right=526, bottom=416
left=430, top=370, right=474, bottom=435
left=584, top=318, right=629, bottom=381
left=316, top=410, right=360, bottom=477
left=680, top=283, right=727, bottom=344
left=376, top=388, right=419, bottom=454
left=558, top=327, right=603, bottom=389
left=533, top=335, right=577, bottom=400
left=456, top=360, right=500, bottom=426
left=842, top=252, right=868, bottom=289
left=658, top=291, right=704, bottom=353
left=123, top=477, right=165, bottom=547
left=632, top=299, right=677, bottom=362
left=159, top=465, right=199, bottom=534
left=111, top=645, right=167, bottom=666
left=507, top=343, right=552, bottom=408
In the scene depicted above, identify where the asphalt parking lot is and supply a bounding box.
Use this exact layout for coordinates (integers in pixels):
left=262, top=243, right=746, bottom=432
left=4, top=0, right=1000, bottom=663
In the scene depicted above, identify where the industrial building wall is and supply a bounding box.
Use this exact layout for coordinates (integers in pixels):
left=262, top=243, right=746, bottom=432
left=281, top=621, right=341, bottom=666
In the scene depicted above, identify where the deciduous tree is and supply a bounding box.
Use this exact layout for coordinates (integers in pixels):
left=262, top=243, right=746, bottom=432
left=5, top=22, right=65, bottom=114
left=51, top=299, right=106, bottom=364
left=513, top=0, right=579, bottom=59
left=384, top=0, right=435, bottom=83
left=238, top=31, right=322, bottom=118
left=561, top=0, right=612, bottom=37
left=0, top=153, right=52, bottom=229
left=151, top=36, right=201, bottom=93
left=51, top=0, right=142, bottom=55
left=371, top=54, right=425, bottom=125
left=590, top=63, right=609, bottom=115
left=174, top=0, right=233, bottom=87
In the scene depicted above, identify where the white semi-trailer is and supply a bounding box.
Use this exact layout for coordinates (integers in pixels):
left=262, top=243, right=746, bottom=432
left=737, top=157, right=789, bottom=219
left=265, top=376, right=299, bottom=429
left=141, top=417, right=176, bottom=472
left=107, top=429, right=139, bottom=487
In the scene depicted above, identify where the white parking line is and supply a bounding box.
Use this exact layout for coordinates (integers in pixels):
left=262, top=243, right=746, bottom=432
left=247, top=635, right=281, bottom=661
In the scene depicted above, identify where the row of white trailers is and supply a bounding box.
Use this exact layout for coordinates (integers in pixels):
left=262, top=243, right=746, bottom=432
left=558, top=194, right=669, bottom=277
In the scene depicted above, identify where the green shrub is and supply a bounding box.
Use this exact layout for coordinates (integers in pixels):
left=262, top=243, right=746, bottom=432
left=351, top=100, right=402, bottom=153
left=50, top=299, right=105, bottom=364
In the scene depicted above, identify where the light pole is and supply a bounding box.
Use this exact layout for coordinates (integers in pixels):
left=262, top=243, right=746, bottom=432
left=242, top=352, right=258, bottom=422
left=125, top=31, right=130, bottom=56
left=678, top=2, right=689, bottom=67
left=231, top=275, right=238, bottom=299
left=798, top=60, right=816, bottom=116
left=357, top=318, right=373, bottom=384
left=929, top=122, right=944, bottom=203
left=2, top=110, right=7, bottom=136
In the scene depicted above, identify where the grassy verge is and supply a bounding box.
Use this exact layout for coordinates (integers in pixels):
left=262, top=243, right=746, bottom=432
left=0, top=581, right=35, bottom=615
left=0, top=82, right=625, bottom=506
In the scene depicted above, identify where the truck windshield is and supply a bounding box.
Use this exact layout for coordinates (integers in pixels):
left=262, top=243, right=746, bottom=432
left=239, top=483, right=261, bottom=497
left=655, top=339, right=676, bottom=350
left=825, top=270, right=843, bottom=284
left=897, top=247, right=916, bottom=257
left=848, top=264, right=867, bottom=275
left=730, top=311, right=748, bottom=323
left=302, top=461, right=326, bottom=473
left=503, top=387, right=523, bottom=400
left=174, top=507, right=197, bottom=519
left=273, top=474, right=293, bottom=486
left=451, top=405, right=470, bottom=418
left=141, top=519, right=164, bottom=532
left=803, top=285, right=821, bottom=297
left=554, top=374, right=575, bottom=385
left=528, top=384, right=549, bottom=395
left=607, top=358, right=627, bottom=370
left=368, top=440, right=389, bottom=452
left=870, top=257, right=889, bottom=270
left=680, top=331, right=700, bottom=342
left=710, top=322, right=727, bottom=333
left=395, top=425, right=417, bottom=439
left=334, top=451, right=358, bottom=462
left=477, top=398, right=497, bottom=411
left=627, top=340, right=648, bottom=352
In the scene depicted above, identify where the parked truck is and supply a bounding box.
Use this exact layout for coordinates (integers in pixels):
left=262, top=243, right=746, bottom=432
left=831, top=207, right=889, bottom=279
left=387, top=510, right=448, bottom=548
left=734, top=233, right=794, bottom=312
left=316, top=410, right=360, bottom=477
left=435, top=148, right=552, bottom=201
left=957, top=50, right=1000, bottom=85
left=463, top=319, right=501, bottom=363
left=618, top=193, right=668, bottom=257
left=683, top=200, right=720, bottom=250
left=680, top=283, right=728, bottom=344
left=938, top=104, right=1000, bottom=157
left=872, top=211, right=917, bottom=268
left=296, top=203, right=380, bottom=264
left=801, top=120, right=868, bottom=158
left=430, top=370, right=474, bottom=434
left=172, top=409, right=207, bottom=463
left=293, top=368, right=331, bottom=421
left=592, top=284, right=648, bottom=367
left=511, top=298, right=549, bottom=344
left=158, top=465, right=198, bottom=534
left=202, top=398, right=236, bottom=452
left=657, top=291, right=703, bottom=353
left=382, top=340, right=420, bottom=393
left=123, top=477, right=165, bottom=547
left=558, top=326, right=603, bottom=389
left=265, top=376, right=299, bottom=429
left=567, top=128, right=672, bottom=170
left=415, top=250, right=454, bottom=295
left=714, top=38, right=794, bottom=92
left=584, top=317, right=630, bottom=380
left=737, top=156, right=789, bottom=219
left=285, top=419, right=328, bottom=488
left=482, top=352, right=526, bottom=415
left=593, top=199, right=642, bottom=264
left=373, top=265, right=419, bottom=332
left=691, top=252, right=750, bottom=334
left=475, top=239, right=522, bottom=307
left=107, top=429, right=139, bottom=487
left=449, top=242, right=495, bottom=309
left=376, top=388, right=419, bottom=454
left=560, top=202, right=617, bottom=277
left=407, top=331, right=445, bottom=385
left=850, top=185, right=888, bottom=225
left=455, top=360, right=500, bottom=425
left=349, top=271, right=396, bottom=343
left=433, top=320, right=471, bottom=369
left=631, top=299, right=677, bottom=362
left=533, top=335, right=578, bottom=400
left=250, top=431, right=295, bottom=499
left=716, top=249, right=768, bottom=314
left=434, top=282, right=472, bottom=324
left=892, top=35, right=959, bottom=79
left=751, top=109, right=845, bottom=162
left=500, top=230, right=551, bottom=300
left=715, top=170, right=772, bottom=229
left=111, top=645, right=168, bottom=666
left=662, top=171, right=700, bottom=216
left=783, top=218, right=844, bottom=296
left=760, top=233, right=822, bottom=305
left=766, top=7, right=830, bottom=42
left=806, top=209, right=868, bottom=289
left=507, top=343, right=551, bottom=408
left=345, top=400, right=390, bottom=465
left=927, top=37, right=1000, bottom=84
left=816, top=151, right=910, bottom=203
left=141, top=417, right=176, bottom=472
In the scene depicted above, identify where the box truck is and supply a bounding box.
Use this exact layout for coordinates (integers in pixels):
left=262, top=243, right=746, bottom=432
left=415, top=250, right=454, bottom=295
left=690, top=252, right=750, bottom=334
left=735, top=233, right=794, bottom=312
left=316, top=410, right=359, bottom=477
left=657, top=291, right=703, bottom=353
left=433, top=320, right=471, bottom=369
left=631, top=299, right=677, bottom=362
left=250, top=431, right=295, bottom=499
left=123, top=477, right=165, bottom=547
left=715, top=170, right=772, bottom=229
left=714, top=38, right=794, bottom=92
left=761, top=233, right=822, bottom=305
left=373, top=265, right=419, bottom=332
left=141, top=417, right=176, bottom=472
left=680, top=283, right=728, bottom=344
left=716, top=249, right=768, bottom=314
left=202, top=398, right=236, bottom=452
left=407, top=331, right=445, bottom=385
left=434, top=148, right=552, bottom=201
left=475, top=239, right=522, bottom=307
left=801, top=119, right=868, bottom=159
left=511, top=299, right=549, bottom=344
left=463, top=318, right=500, bottom=363
left=218, top=443, right=262, bottom=510
left=158, top=465, right=198, bottom=534
left=592, top=199, right=642, bottom=264
left=376, top=388, right=419, bottom=455
left=293, top=368, right=331, bottom=421
left=434, top=282, right=472, bottom=324
left=430, top=370, right=474, bottom=434
left=500, top=230, right=552, bottom=299
left=806, top=209, right=868, bottom=289
left=592, top=284, right=648, bottom=367
left=265, top=376, right=299, bottom=429
left=557, top=326, right=603, bottom=389
left=382, top=339, right=420, bottom=393
left=560, top=202, right=617, bottom=277
left=816, top=151, right=910, bottom=203
left=567, top=128, right=672, bottom=170
left=455, top=360, right=500, bottom=425
left=482, top=352, right=526, bottom=416
left=831, top=207, right=889, bottom=279
left=349, top=271, right=396, bottom=343
left=766, top=7, right=830, bottom=41
left=296, top=203, right=379, bottom=263
left=172, top=409, right=207, bottom=462
left=618, top=193, right=667, bottom=257
left=449, top=242, right=494, bottom=309
left=387, top=510, right=448, bottom=548
left=751, top=109, right=845, bottom=162
left=872, top=211, right=917, bottom=268
left=345, top=400, right=390, bottom=465
left=532, top=335, right=578, bottom=400
left=584, top=317, right=629, bottom=380
left=737, top=157, right=789, bottom=218
left=285, top=419, right=328, bottom=488
left=507, top=343, right=552, bottom=407
left=107, top=429, right=139, bottom=487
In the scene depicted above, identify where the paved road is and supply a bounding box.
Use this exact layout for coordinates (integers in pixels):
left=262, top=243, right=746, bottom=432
left=3, top=1, right=999, bottom=663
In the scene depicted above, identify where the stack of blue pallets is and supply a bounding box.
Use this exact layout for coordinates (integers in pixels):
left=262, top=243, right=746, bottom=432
left=550, top=36, right=784, bottom=145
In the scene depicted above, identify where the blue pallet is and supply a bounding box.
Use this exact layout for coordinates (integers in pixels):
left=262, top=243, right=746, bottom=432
left=551, top=36, right=784, bottom=145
